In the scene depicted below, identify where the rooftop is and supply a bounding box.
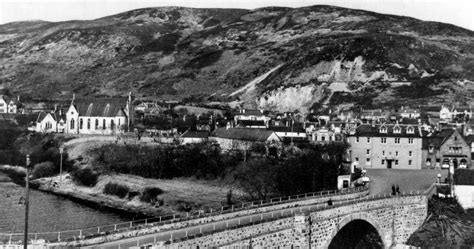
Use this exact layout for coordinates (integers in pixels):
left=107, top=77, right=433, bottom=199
left=73, top=98, right=128, bottom=117
left=211, top=127, right=279, bottom=142
left=350, top=124, right=422, bottom=138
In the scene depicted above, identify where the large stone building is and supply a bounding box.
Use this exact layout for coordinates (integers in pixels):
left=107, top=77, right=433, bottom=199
left=423, top=129, right=471, bottom=169
left=347, top=124, right=423, bottom=169
left=65, top=96, right=133, bottom=135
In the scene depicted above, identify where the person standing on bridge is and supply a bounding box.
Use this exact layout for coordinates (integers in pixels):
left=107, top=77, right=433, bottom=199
left=396, top=185, right=400, bottom=195
left=392, top=184, right=396, bottom=195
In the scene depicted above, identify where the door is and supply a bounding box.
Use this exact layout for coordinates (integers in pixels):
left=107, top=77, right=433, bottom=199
left=387, top=160, right=392, bottom=169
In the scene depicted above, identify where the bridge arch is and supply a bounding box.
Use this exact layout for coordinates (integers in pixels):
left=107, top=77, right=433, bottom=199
left=324, top=212, right=387, bottom=249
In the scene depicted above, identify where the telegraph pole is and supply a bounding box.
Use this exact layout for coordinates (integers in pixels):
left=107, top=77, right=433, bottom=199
left=59, top=147, right=64, bottom=186
left=24, top=154, right=31, bottom=249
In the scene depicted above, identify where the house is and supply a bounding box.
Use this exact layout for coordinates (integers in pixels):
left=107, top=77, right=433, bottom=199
left=0, top=95, right=19, bottom=114
left=453, top=169, right=474, bottom=209
left=180, top=130, right=209, bottom=144
left=440, top=105, right=473, bottom=121
left=347, top=123, right=423, bottom=169
left=210, top=127, right=281, bottom=152
left=268, top=123, right=307, bottom=144
left=423, top=129, right=471, bottom=169
left=234, top=109, right=271, bottom=128
left=399, top=107, right=421, bottom=119
left=311, top=127, right=344, bottom=144
left=65, top=95, right=133, bottom=135
left=360, top=109, right=390, bottom=122
left=35, top=111, right=66, bottom=133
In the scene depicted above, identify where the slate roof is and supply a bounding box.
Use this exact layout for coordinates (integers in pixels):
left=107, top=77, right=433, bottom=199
left=236, top=109, right=265, bottom=116
left=454, top=169, right=474, bottom=186
left=350, top=124, right=422, bottom=138
left=37, top=111, right=66, bottom=123
left=211, top=128, right=279, bottom=142
left=237, top=120, right=266, bottom=127
left=180, top=130, right=209, bottom=139
left=268, top=124, right=305, bottom=133
left=73, top=98, right=128, bottom=117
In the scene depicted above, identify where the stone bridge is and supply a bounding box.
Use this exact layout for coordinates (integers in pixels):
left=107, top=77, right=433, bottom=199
left=0, top=186, right=429, bottom=248
left=164, top=194, right=427, bottom=248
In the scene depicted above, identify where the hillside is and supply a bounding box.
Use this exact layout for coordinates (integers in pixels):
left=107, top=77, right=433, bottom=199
left=1, top=5, right=473, bottom=111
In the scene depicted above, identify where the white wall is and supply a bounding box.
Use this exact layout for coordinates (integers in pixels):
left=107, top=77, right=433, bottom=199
left=454, top=185, right=474, bottom=209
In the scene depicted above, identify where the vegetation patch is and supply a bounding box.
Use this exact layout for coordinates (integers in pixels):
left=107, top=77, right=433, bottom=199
left=184, top=50, right=224, bottom=69
left=31, top=161, right=56, bottom=179
left=71, top=167, right=99, bottom=187
left=140, top=187, right=164, bottom=203
left=103, top=182, right=130, bottom=198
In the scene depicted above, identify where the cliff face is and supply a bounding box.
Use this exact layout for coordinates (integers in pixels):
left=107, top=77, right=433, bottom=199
left=1, top=5, right=473, bottom=110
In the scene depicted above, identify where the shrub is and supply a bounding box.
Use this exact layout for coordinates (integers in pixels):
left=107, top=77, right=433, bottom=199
left=140, top=187, right=163, bottom=203
left=103, top=182, right=129, bottom=198
left=71, top=167, right=99, bottom=187
left=31, top=161, right=56, bottom=179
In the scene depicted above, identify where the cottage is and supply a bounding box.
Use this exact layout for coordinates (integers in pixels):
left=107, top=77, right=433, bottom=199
left=234, top=109, right=271, bottom=128
left=347, top=123, right=423, bottom=169
left=35, top=111, right=66, bottom=133
left=423, top=129, right=471, bottom=169
left=65, top=95, right=133, bottom=135
left=180, top=130, right=209, bottom=144
left=210, top=127, right=281, bottom=152
left=0, top=95, right=19, bottom=114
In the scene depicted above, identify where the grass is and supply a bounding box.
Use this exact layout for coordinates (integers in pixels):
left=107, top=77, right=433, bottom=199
left=366, top=168, right=448, bottom=196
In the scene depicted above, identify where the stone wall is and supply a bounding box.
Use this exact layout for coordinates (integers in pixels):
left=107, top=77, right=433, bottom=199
left=160, top=195, right=427, bottom=249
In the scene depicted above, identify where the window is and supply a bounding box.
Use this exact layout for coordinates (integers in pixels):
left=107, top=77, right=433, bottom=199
left=393, top=127, right=401, bottom=134
left=407, top=126, right=414, bottom=134
left=79, top=118, right=83, bottom=129
left=428, top=146, right=434, bottom=153
left=426, top=158, right=431, bottom=166
left=382, top=150, right=385, bottom=156
left=111, top=119, right=115, bottom=129
left=321, top=136, right=326, bottom=141
left=70, top=119, right=75, bottom=129
left=454, top=136, right=458, bottom=141
left=118, top=119, right=121, bottom=126
left=95, top=119, right=99, bottom=129
left=103, top=119, right=106, bottom=129
left=87, top=119, right=91, bottom=129
left=356, top=137, right=359, bottom=143
left=394, top=138, right=400, bottom=144
left=367, top=149, right=371, bottom=155
left=380, top=126, right=387, bottom=133
left=409, top=151, right=413, bottom=157
left=381, top=137, right=387, bottom=143
left=395, top=151, right=399, bottom=156
left=395, top=160, right=399, bottom=165
left=408, top=160, right=412, bottom=165
left=367, top=137, right=371, bottom=143
left=408, top=138, right=414, bottom=144
left=355, top=157, right=359, bottom=162
left=382, top=159, right=385, bottom=165
left=366, top=158, right=371, bottom=162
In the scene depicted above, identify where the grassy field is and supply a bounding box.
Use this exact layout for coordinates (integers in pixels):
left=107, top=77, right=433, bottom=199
left=366, top=169, right=448, bottom=196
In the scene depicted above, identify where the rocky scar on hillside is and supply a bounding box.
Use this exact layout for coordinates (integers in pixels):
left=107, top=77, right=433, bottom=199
left=1, top=5, right=473, bottom=111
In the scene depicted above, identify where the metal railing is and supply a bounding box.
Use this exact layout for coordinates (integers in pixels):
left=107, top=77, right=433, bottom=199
left=0, top=186, right=369, bottom=245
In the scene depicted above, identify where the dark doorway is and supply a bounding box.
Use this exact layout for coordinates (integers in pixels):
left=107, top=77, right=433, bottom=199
left=387, top=160, right=392, bottom=169
left=329, top=219, right=384, bottom=249
left=453, top=159, right=458, bottom=169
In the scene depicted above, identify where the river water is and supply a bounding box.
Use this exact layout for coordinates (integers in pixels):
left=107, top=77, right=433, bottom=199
left=0, top=173, right=130, bottom=235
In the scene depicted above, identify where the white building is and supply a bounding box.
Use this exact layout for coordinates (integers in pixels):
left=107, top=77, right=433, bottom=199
left=65, top=95, right=133, bottom=135
left=453, top=169, right=474, bottom=209
left=0, top=95, right=19, bottom=114
left=35, top=111, right=66, bottom=133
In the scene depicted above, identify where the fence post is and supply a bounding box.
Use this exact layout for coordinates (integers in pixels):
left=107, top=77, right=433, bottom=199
left=226, top=221, right=229, bottom=228
left=261, top=213, right=263, bottom=220
left=58, top=232, right=61, bottom=242
left=232, top=205, right=234, bottom=212
left=35, top=233, right=37, bottom=241
left=114, top=224, right=117, bottom=230
left=130, top=221, right=133, bottom=228
left=221, top=207, right=223, bottom=213
left=79, top=230, right=82, bottom=238
left=98, top=227, right=100, bottom=233
left=280, top=197, right=282, bottom=202
left=261, top=200, right=263, bottom=205
left=159, top=216, right=162, bottom=223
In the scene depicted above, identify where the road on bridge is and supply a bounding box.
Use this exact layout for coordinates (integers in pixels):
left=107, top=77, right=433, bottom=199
left=83, top=194, right=373, bottom=249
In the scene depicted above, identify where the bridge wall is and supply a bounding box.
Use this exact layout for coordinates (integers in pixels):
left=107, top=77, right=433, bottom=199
left=165, top=195, right=427, bottom=249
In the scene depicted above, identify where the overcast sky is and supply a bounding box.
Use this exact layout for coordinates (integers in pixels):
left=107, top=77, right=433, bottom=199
left=1, top=0, right=473, bottom=31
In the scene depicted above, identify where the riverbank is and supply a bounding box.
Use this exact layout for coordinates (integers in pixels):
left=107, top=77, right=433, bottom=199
left=32, top=172, right=245, bottom=218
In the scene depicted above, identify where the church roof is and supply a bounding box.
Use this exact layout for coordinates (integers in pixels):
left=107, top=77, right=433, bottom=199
left=73, top=98, right=127, bottom=117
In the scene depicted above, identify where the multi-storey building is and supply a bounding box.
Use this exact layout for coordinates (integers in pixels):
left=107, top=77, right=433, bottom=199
left=423, top=129, right=471, bottom=169
left=347, top=123, right=423, bottom=169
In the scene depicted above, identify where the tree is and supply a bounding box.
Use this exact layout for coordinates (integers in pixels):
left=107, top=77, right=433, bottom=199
left=233, top=158, right=278, bottom=200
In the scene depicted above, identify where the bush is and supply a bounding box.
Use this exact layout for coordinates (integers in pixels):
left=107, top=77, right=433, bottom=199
left=71, top=167, right=99, bottom=187
left=103, top=182, right=129, bottom=198
left=31, top=161, right=56, bottom=179
left=140, top=187, right=163, bottom=203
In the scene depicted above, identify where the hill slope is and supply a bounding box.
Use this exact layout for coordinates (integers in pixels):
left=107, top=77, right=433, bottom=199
left=1, top=5, right=473, bottom=111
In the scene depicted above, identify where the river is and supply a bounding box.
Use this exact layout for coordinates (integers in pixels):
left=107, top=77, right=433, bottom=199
left=0, top=173, right=132, bottom=236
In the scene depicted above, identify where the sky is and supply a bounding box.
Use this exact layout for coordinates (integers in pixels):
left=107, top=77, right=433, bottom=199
left=1, top=0, right=473, bottom=31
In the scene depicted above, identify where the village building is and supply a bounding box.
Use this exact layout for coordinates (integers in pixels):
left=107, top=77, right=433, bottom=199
left=210, top=127, right=281, bottom=153
left=0, top=95, right=20, bottom=114
left=347, top=123, right=423, bottom=169
left=360, top=109, right=390, bottom=122
left=180, top=130, right=210, bottom=144
left=423, top=129, right=471, bottom=169
left=35, top=111, right=66, bottom=133
left=65, top=95, right=133, bottom=135
left=453, top=169, right=474, bottom=209
left=399, top=107, right=421, bottom=119
left=311, top=127, right=344, bottom=144
left=234, top=109, right=271, bottom=128
left=268, top=123, right=307, bottom=144
left=440, top=105, right=472, bottom=121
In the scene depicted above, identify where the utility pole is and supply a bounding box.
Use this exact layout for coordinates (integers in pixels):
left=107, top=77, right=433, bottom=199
left=59, top=147, right=64, bottom=186
left=24, top=154, right=31, bottom=249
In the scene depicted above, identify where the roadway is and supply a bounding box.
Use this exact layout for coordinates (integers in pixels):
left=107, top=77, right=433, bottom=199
left=82, top=193, right=369, bottom=249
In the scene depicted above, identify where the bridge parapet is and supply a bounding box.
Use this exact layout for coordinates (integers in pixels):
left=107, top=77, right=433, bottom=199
left=1, top=186, right=369, bottom=247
